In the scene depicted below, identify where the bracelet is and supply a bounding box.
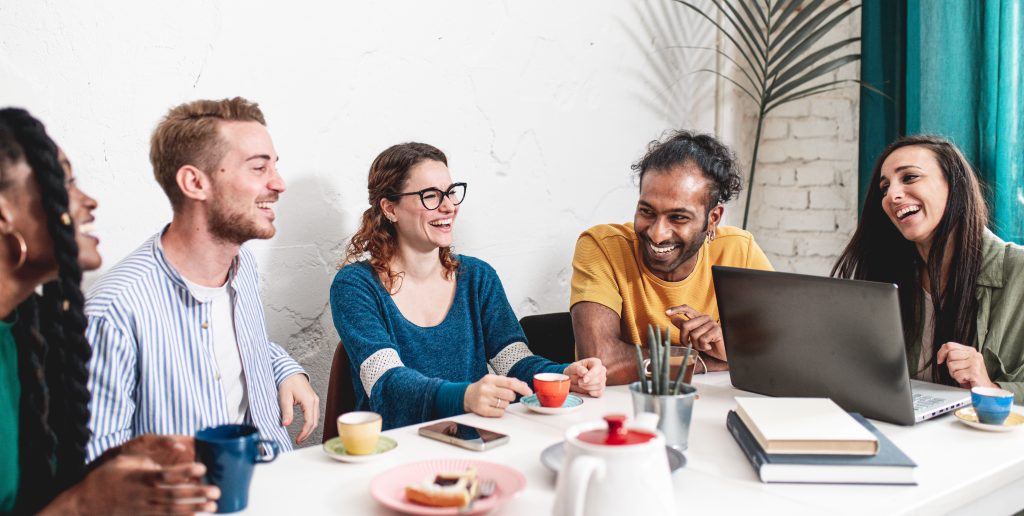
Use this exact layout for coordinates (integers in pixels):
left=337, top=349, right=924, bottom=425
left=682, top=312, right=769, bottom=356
left=696, top=354, right=708, bottom=375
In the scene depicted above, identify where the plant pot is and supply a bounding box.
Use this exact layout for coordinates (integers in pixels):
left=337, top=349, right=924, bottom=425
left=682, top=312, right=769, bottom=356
left=628, top=381, right=697, bottom=451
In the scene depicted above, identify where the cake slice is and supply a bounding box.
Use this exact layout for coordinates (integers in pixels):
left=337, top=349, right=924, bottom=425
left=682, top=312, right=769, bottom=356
left=404, top=467, right=479, bottom=508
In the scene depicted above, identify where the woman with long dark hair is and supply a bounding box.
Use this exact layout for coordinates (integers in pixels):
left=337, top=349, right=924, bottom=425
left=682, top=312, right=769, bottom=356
left=833, top=135, right=1024, bottom=401
left=330, top=142, right=607, bottom=429
left=0, top=108, right=218, bottom=514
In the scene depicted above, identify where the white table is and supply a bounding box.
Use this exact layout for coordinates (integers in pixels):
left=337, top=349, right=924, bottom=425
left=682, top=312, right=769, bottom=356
left=243, top=373, right=1024, bottom=515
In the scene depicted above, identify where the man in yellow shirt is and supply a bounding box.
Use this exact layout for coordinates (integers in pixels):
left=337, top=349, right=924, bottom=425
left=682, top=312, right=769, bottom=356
left=571, top=130, right=773, bottom=385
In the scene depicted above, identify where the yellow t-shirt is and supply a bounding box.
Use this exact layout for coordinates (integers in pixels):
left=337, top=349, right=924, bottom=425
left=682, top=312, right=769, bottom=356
left=570, top=223, right=773, bottom=346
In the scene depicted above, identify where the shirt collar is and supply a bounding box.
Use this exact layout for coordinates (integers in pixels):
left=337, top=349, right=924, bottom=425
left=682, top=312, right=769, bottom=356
left=150, top=225, right=241, bottom=298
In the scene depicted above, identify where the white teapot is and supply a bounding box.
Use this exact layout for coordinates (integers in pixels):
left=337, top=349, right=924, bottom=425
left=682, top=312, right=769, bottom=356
left=552, top=413, right=676, bottom=516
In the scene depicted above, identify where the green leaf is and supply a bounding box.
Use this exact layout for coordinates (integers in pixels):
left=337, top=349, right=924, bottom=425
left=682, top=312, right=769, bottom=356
left=769, top=37, right=859, bottom=94
left=736, top=0, right=769, bottom=51
left=673, top=0, right=766, bottom=84
left=671, top=45, right=763, bottom=98
left=771, top=2, right=857, bottom=69
left=771, top=0, right=828, bottom=52
left=719, top=0, right=767, bottom=64
left=769, top=6, right=859, bottom=72
left=695, top=68, right=761, bottom=105
left=765, top=79, right=853, bottom=113
left=750, top=0, right=770, bottom=30
left=769, top=53, right=860, bottom=102
left=770, top=0, right=802, bottom=33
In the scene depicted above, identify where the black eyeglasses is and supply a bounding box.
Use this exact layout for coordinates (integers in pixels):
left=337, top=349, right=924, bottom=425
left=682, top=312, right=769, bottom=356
left=388, top=182, right=467, bottom=210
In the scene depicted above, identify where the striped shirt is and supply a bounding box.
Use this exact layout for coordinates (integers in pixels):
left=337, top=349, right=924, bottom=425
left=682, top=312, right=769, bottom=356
left=84, top=231, right=304, bottom=462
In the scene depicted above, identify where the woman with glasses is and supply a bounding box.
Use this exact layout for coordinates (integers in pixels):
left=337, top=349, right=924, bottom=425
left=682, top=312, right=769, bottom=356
left=330, top=142, right=606, bottom=428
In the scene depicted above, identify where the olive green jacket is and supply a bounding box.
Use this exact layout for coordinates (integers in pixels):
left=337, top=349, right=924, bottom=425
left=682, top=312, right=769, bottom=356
left=908, top=230, right=1024, bottom=402
left=975, top=230, right=1024, bottom=402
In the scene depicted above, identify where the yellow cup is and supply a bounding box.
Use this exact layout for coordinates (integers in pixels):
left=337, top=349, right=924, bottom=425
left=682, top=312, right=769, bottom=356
left=337, top=411, right=382, bottom=455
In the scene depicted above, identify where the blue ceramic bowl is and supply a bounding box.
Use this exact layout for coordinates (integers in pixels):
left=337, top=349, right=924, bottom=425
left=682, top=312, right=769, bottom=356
left=971, top=387, right=1014, bottom=425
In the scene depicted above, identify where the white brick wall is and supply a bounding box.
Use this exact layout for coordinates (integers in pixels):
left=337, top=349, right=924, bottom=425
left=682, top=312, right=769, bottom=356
left=742, top=15, right=862, bottom=277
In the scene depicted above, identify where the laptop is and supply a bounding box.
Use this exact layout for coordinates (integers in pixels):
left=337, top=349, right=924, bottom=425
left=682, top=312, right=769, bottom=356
left=712, top=265, right=970, bottom=426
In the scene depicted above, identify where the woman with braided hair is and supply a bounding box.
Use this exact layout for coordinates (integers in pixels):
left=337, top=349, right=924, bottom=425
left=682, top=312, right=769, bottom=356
left=0, top=108, right=219, bottom=514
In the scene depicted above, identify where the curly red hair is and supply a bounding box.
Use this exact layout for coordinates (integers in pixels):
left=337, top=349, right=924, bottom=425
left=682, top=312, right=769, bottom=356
left=344, top=142, right=459, bottom=293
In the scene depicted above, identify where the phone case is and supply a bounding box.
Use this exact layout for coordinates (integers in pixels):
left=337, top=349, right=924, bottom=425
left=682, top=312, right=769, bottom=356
left=418, top=422, right=510, bottom=451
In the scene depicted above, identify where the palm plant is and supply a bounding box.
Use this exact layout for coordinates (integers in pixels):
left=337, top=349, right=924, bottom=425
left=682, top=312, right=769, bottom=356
left=671, top=0, right=863, bottom=229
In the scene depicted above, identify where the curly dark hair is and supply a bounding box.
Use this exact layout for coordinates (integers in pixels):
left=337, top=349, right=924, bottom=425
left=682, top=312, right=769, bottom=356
left=344, top=142, right=459, bottom=293
left=0, top=107, right=91, bottom=513
left=631, top=129, right=743, bottom=214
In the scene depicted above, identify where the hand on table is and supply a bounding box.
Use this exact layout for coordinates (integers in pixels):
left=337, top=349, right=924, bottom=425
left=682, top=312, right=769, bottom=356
left=937, top=342, right=996, bottom=389
left=666, top=305, right=726, bottom=362
left=278, top=373, right=320, bottom=444
left=50, top=455, right=218, bottom=516
left=465, top=374, right=532, bottom=417
left=564, top=357, right=607, bottom=398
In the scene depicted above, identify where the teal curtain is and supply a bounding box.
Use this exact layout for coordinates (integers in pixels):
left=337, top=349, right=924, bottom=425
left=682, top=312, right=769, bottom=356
left=860, top=0, right=1024, bottom=243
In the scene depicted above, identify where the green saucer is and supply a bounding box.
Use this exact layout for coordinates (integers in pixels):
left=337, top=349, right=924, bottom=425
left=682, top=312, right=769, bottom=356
left=323, top=435, right=398, bottom=462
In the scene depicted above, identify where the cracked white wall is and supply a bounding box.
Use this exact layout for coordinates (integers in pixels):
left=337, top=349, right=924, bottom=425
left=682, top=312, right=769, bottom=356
left=1, top=0, right=863, bottom=446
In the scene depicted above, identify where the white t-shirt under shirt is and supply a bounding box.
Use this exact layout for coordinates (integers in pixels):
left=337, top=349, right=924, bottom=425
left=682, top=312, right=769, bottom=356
left=183, top=277, right=249, bottom=424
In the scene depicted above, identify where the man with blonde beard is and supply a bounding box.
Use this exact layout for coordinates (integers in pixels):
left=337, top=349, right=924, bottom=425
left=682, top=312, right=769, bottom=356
left=85, top=97, right=318, bottom=460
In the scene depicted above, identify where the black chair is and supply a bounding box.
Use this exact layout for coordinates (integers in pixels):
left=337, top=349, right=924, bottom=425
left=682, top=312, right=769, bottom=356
left=520, top=312, right=576, bottom=364
left=322, top=340, right=357, bottom=443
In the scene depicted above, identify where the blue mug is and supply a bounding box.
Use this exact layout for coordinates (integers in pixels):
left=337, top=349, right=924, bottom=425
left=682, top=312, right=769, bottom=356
left=970, top=386, right=1014, bottom=426
left=196, top=424, right=280, bottom=513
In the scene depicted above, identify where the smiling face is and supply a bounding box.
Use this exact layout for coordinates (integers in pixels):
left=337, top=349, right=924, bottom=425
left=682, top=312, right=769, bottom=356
left=634, top=162, right=719, bottom=282
left=206, top=121, right=284, bottom=244
left=878, top=145, right=950, bottom=254
left=0, top=147, right=101, bottom=280
left=59, top=149, right=101, bottom=271
left=383, top=159, right=459, bottom=254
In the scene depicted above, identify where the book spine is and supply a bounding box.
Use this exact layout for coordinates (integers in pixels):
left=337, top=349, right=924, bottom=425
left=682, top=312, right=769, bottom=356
left=726, top=411, right=767, bottom=482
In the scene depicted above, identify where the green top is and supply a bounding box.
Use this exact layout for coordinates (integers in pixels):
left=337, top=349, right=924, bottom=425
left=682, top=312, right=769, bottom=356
left=0, top=317, right=19, bottom=512
left=907, top=229, right=1024, bottom=402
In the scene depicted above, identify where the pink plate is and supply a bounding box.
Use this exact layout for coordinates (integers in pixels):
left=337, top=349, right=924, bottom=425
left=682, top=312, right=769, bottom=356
left=369, top=458, right=527, bottom=515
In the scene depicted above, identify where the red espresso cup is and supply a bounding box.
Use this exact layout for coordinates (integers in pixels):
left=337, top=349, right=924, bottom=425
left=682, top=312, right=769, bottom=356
left=533, top=373, right=571, bottom=408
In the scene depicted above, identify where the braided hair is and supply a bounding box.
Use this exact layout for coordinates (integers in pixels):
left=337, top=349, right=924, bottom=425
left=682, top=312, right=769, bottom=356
left=0, top=108, right=91, bottom=513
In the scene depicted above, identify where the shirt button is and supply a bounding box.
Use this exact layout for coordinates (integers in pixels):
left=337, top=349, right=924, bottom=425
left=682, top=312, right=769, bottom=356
left=215, top=373, right=222, bottom=381
left=201, top=321, right=209, bottom=329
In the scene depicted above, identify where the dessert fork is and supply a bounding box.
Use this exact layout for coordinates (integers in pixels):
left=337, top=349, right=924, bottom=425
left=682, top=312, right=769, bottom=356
left=459, top=478, right=496, bottom=513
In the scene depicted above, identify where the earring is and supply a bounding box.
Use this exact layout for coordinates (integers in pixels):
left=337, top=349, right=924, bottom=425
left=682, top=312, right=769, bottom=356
left=2, top=229, right=28, bottom=271
left=708, top=228, right=716, bottom=242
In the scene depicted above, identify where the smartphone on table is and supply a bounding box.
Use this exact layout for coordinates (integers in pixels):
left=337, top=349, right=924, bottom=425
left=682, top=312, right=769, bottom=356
left=418, top=420, right=510, bottom=451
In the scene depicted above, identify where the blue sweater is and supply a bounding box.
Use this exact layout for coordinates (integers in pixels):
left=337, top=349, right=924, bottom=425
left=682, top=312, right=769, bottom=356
left=329, top=255, right=565, bottom=429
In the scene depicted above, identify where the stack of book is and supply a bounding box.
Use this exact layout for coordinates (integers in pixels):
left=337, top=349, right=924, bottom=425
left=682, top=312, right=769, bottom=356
left=727, top=397, right=917, bottom=485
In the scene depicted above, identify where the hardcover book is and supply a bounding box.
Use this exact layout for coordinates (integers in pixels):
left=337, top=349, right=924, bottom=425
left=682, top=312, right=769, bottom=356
left=726, top=410, right=917, bottom=485
left=735, top=397, right=879, bottom=455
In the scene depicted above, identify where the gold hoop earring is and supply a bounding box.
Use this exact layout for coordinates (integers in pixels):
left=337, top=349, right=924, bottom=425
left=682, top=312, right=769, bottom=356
left=708, top=228, right=716, bottom=242
left=3, top=229, right=28, bottom=271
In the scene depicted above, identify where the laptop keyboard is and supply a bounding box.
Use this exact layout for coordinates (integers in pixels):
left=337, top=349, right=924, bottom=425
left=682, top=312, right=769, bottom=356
left=913, top=393, right=946, bottom=411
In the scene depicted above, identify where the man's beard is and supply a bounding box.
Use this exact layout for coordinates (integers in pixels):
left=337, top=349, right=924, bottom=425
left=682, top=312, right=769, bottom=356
left=641, top=232, right=705, bottom=273
left=208, top=199, right=275, bottom=245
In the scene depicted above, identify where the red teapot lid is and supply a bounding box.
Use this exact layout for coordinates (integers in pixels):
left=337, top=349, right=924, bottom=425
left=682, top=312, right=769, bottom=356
left=576, top=414, right=656, bottom=446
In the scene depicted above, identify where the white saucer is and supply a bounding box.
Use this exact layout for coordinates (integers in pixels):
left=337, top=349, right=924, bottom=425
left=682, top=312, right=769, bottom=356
left=540, top=442, right=685, bottom=473
left=954, top=407, right=1024, bottom=432
left=322, top=435, right=398, bottom=462
left=520, top=394, right=584, bottom=414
